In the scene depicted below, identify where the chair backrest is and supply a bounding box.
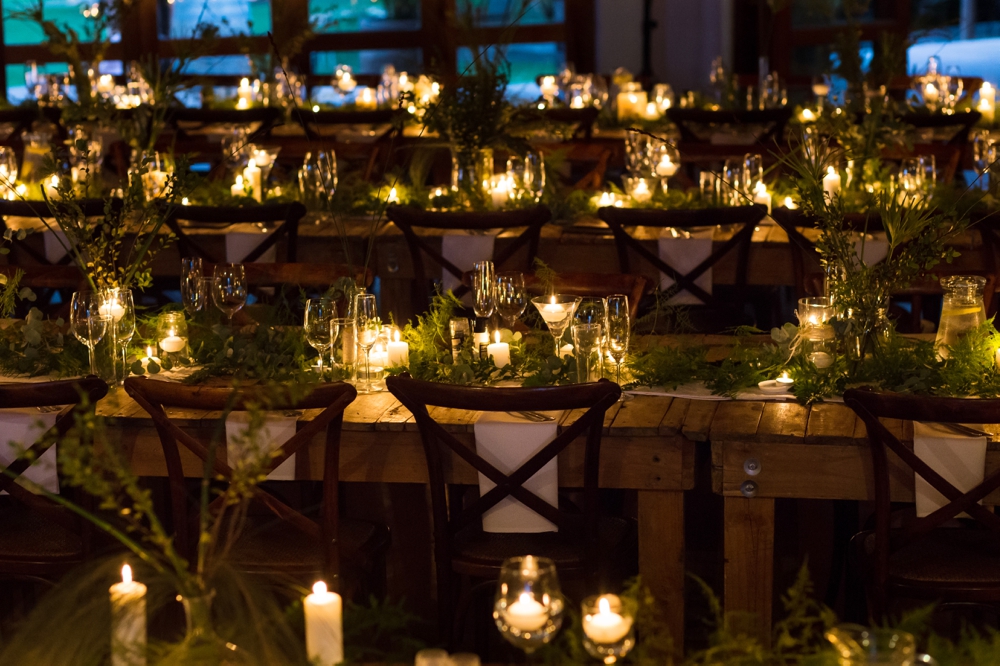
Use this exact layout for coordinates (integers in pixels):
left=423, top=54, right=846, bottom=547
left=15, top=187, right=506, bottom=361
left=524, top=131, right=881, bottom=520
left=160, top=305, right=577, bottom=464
left=385, top=375, right=621, bottom=569
left=291, top=108, right=397, bottom=141
left=667, top=108, right=793, bottom=144
left=0, top=198, right=123, bottom=266
left=123, top=377, right=357, bottom=581
left=166, top=107, right=283, bottom=142
left=163, top=202, right=307, bottom=264
left=843, top=388, right=1000, bottom=597
left=387, top=205, right=550, bottom=305
left=896, top=110, right=982, bottom=146
left=0, top=377, right=107, bottom=541
left=598, top=205, right=767, bottom=307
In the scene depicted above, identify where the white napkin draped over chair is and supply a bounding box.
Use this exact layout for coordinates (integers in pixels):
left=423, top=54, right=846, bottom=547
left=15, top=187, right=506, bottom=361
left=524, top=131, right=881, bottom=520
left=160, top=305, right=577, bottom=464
left=0, top=410, right=61, bottom=494
left=913, top=421, right=987, bottom=518
left=440, top=233, right=495, bottom=297
left=473, top=411, right=563, bottom=533
left=225, top=233, right=277, bottom=264
left=852, top=233, right=889, bottom=266
left=225, top=411, right=297, bottom=481
left=658, top=227, right=715, bottom=305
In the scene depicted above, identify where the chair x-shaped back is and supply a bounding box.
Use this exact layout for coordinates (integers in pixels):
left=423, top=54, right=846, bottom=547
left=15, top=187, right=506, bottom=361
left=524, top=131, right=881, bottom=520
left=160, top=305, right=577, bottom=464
left=598, top=205, right=766, bottom=307
left=162, top=202, right=306, bottom=264
left=0, top=198, right=123, bottom=266
left=387, top=205, right=550, bottom=304
left=124, top=378, right=357, bottom=580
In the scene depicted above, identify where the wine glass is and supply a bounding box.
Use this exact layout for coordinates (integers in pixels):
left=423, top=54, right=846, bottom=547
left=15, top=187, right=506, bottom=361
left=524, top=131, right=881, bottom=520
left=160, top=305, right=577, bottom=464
left=0, top=146, right=18, bottom=195
left=743, top=153, right=763, bottom=195
left=493, top=555, right=565, bottom=654
left=304, top=298, right=337, bottom=373
left=70, top=291, right=110, bottom=377
left=606, top=294, right=631, bottom=401
left=180, top=257, right=204, bottom=315
left=100, top=288, right=135, bottom=387
left=495, top=272, right=527, bottom=328
left=572, top=323, right=602, bottom=384
left=355, top=293, right=381, bottom=393
left=473, top=260, right=495, bottom=319
left=212, top=264, right=247, bottom=326
left=530, top=295, right=582, bottom=357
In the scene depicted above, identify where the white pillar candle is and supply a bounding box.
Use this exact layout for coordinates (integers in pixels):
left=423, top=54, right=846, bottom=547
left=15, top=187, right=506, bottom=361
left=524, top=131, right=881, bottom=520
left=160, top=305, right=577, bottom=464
left=355, top=86, right=377, bottom=110
left=387, top=330, right=409, bottom=366
left=822, top=166, right=841, bottom=199
left=243, top=159, right=262, bottom=203
left=582, top=595, right=633, bottom=644
left=491, top=177, right=510, bottom=209
left=487, top=330, right=510, bottom=368
left=540, top=75, right=559, bottom=100
left=159, top=335, right=186, bottom=353
left=237, top=77, right=253, bottom=107
left=370, top=343, right=388, bottom=370
left=752, top=181, right=772, bottom=214
left=503, top=592, right=548, bottom=632
left=231, top=174, right=245, bottom=198
left=110, top=564, right=147, bottom=666
left=616, top=90, right=648, bottom=121
left=979, top=82, right=996, bottom=124
left=305, top=581, right=343, bottom=666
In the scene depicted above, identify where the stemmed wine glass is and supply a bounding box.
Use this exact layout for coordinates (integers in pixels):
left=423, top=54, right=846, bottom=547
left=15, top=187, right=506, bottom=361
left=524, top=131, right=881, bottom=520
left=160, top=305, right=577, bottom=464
left=355, top=293, right=381, bottom=393
left=530, top=295, right=582, bottom=358
left=606, top=294, right=631, bottom=401
left=304, top=298, right=337, bottom=373
left=473, top=260, right=495, bottom=320
left=70, top=291, right=110, bottom=377
left=495, top=272, right=527, bottom=329
left=180, top=257, right=204, bottom=315
left=212, top=263, right=247, bottom=326
left=99, top=288, right=135, bottom=387
left=493, top=555, right=565, bottom=655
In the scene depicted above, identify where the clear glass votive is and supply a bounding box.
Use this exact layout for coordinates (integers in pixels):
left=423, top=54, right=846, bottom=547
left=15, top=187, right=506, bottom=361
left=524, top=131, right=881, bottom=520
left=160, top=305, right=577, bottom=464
left=581, top=594, right=636, bottom=664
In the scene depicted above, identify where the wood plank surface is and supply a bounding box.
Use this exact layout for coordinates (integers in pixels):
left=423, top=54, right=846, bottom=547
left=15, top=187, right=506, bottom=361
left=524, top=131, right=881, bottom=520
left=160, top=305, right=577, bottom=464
left=724, top=496, right=775, bottom=647
left=682, top=400, right=719, bottom=442
left=711, top=401, right=765, bottom=440
left=804, top=403, right=858, bottom=445
left=639, top=490, right=686, bottom=654
left=609, top=395, right=673, bottom=436
left=755, top=402, right=808, bottom=443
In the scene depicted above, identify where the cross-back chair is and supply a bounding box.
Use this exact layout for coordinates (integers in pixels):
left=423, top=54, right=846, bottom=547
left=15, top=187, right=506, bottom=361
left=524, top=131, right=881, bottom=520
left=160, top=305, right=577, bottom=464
left=897, top=110, right=982, bottom=146
left=844, top=388, right=1000, bottom=621
left=0, top=198, right=122, bottom=266
left=667, top=108, right=793, bottom=144
left=387, top=204, right=550, bottom=308
left=290, top=108, right=397, bottom=141
left=0, top=377, right=108, bottom=580
left=385, top=374, right=625, bottom=644
left=123, top=378, right=389, bottom=592
left=0, top=265, right=85, bottom=318
left=162, top=202, right=306, bottom=264
left=598, top=204, right=767, bottom=310
left=165, top=107, right=283, bottom=143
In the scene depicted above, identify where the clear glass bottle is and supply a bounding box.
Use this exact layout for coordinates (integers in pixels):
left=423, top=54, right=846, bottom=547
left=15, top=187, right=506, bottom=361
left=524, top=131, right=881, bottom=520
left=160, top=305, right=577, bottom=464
left=936, top=275, right=987, bottom=358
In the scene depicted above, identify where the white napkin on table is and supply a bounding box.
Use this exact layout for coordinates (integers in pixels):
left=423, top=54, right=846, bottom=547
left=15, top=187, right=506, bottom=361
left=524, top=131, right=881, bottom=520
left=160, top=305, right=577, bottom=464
left=0, top=410, right=60, bottom=494
left=658, top=227, right=715, bottom=305
left=44, top=229, right=70, bottom=263
left=440, top=233, right=495, bottom=297
left=474, top=410, right=563, bottom=533
left=226, top=411, right=297, bottom=481
left=225, top=233, right=277, bottom=264
left=913, top=421, right=987, bottom=518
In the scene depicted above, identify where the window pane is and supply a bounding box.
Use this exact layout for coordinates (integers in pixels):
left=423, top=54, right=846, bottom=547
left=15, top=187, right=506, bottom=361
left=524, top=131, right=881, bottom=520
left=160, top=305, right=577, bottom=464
left=465, top=0, right=564, bottom=27
left=310, top=48, right=422, bottom=75
left=457, top=42, right=565, bottom=89
left=6, top=61, right=70, bottom=103
left=791, top=0, right=877, bottom=28
left=4, top=0, right=120, bottom=46
left=178, top=55, right=255, bottom=75
left=160, top=0, right=272, bottom=39
left=310, top=0, right=420, bottom=33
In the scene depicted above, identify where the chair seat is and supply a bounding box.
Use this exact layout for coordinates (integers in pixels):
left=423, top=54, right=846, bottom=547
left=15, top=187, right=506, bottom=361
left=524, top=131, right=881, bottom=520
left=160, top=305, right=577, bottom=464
left=861, top=528, right=1000, bottom=592
left=452, top=516, right=630, bottom=575
left=0, top=502, right=82, bottom=562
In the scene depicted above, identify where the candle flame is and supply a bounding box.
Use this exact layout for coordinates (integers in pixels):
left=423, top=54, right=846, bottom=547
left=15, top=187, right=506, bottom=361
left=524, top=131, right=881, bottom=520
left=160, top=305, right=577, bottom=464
left=753, top=181, right=766, bottom=195
left=985, top=82, right=994, bottom=93
left=494, top=330, right=501, bottom=344
left=312, top=581, right=327, bottom=595
left=181, top=197, right=189, bottom=205
left=122, top=564, right=132, bottom=584
left=598, top=597, right=611, bottom=615
left=394, top=330, right=400, bottom=342
left=247, top=159, right=256, bottom=169
left=826, top=166, right=836, bottom=176
left=312, top=104, right=320, bottom=112
left=240, top=77, right=249, bottom=88
left=519, top=592, right=533, bottom=604
left=780, top=371, right=789, bottom=381
left=801, top=108, right=815, bottom=121
left=549, top=295, right=556, bottom=305
left=235, top=175, right=243, bottom=187
left=146, top=345, right=154, bottom=358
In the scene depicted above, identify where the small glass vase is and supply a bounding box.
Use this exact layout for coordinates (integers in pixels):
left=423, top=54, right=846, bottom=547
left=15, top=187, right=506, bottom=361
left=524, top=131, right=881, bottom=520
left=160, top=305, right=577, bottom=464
left=935, top=275, right=986, bottom=358
left=175, top=592, right=247, bottom=666
left=451, top=146, right=493, bottom=208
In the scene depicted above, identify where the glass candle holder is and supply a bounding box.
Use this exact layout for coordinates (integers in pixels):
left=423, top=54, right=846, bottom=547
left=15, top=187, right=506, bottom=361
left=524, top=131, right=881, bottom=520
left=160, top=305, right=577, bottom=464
left=493, top=556, right=564, bottom=654
left=581, top=594, right=636, bottom=664
left=157, top=312, right=188, bottom=359
left=796, top=297, right=836, bottom=369
left=531, top=295, right=582, bottom=357
left=623, top=176, right=655, bottom=203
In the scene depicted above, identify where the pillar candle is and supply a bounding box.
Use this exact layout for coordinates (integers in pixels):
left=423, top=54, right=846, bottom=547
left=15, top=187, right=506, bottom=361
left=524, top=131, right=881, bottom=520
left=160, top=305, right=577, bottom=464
left=355, top=86, right=377, bottom=110
left=979, top=82, right=995, bottom=124
left=822, top=166, right=841, bottom=199
left=305, top=581, right=343, bottom=666
left=231, top=175, right=245, bottom=198
left=243, top=159, right=262, bottom=202
left=387, top=330, right=409, bottom=366
left=616, top=90, right=647, bottom=121
left=110, top=564, right=147, bottom=666
left=752, top=181, right=772, bottom=214
left=159, top=335, right=186, bottom=353
left=487, top=331, right=510, bottom=368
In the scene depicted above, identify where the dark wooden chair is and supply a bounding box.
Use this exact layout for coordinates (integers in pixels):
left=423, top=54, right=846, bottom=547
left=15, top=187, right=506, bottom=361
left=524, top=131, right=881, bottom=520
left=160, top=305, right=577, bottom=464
left=290, top=108, right=397, bottom=141
left=123, top=377, right=389, bottom=593
left=165, top=107, right=284, bottom=143
left=843, top=388, right=1000, bottom=621
left=385, top=374, right=625, bottom=645
left=0, top=198, right=123, bottom=266
left=386, top=204, right=550, bottom=308
left=162, top=202, right=306, bottom=264
left=897, top=110, right=982, bottom=146
left=666, top=108, right=793, bottom=144
left=0, top=265, right=86, bottom=318
left=0, top=377, right=108, bottom=581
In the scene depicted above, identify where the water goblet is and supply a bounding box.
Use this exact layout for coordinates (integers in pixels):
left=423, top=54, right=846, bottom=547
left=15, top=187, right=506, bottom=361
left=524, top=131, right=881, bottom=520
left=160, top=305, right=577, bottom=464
left=493, top=555, right=565, bottom=655
left=530, top=295, right=582, bottom=357
left=70, top=291, right=110, bottom=377
left=355, top=293, right=381, bottom=393
left=212, top=263, right=247, bottom=326
left=606, top=294, right=631, bottom=401
left=180, top=257, right=204, bottom=315
left=572, top=323, right=603, bottom=384
left=304, top=297, right=337, bottom=373
left=743, top=153, right=763, bottom=195
left=473, top=260, right=495, bottom=319
left=495, top=271, right=527, bottom=328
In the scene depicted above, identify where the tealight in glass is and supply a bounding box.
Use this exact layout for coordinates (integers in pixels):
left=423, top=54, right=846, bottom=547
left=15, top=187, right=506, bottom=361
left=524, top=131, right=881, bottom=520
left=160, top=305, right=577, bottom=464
left=157, top=312, right=188, bottom=360
left=581, top=594, right=636, bottom=664
left=493, top=556, right=564, bottom=654
left=796, top=297, right=836, bottom=369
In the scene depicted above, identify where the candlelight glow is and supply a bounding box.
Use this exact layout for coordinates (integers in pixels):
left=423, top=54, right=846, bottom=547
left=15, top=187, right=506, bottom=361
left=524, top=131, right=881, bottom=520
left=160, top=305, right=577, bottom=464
left=312, top=581, right=327, bottom=596
left=494, top=330, right=501, bottom=344
left=394, top=330, right=400, bottom=343
left=312, top=105, right=320, bottom=112
left=122, top=564, right=132, bottom=584
left=599, top=597, right=611, bottom=615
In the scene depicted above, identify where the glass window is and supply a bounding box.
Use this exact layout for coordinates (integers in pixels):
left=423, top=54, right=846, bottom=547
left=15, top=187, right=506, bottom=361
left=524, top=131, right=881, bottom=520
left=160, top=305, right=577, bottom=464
left=159, top=0, right=272, bottom=39
left=790, top=0, right=876, bottom=28
left=310, top=0, right=420, bottom=33
left=4, top=0, right=119, bottom=46
left=6, top=61, right=70, bottom=103
left=457, top=42, right=564, bottom=87
left=464, top=0, right=564, bottom=27
left=178, top=55, right=256, bottom=75
left=310, top=48, right=422, bottom=75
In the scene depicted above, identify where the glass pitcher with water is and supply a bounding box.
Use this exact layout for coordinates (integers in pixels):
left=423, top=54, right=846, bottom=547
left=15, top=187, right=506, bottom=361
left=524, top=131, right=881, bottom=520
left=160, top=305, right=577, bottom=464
left=935, top=275, right=986, bottom=358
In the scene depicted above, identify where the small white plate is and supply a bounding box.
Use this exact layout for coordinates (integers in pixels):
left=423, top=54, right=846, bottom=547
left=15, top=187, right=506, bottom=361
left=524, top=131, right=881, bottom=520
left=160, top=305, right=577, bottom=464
left=758, top=379, right=793, bottom=394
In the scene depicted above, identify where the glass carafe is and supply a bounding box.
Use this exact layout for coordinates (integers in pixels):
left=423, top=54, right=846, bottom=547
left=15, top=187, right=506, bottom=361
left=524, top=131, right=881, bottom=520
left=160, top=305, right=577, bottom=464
left=936, top=275, right=986, bottom=358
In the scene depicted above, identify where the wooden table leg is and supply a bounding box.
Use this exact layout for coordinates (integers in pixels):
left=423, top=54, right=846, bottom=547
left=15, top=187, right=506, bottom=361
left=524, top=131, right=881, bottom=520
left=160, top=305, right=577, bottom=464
left=638, top=489, right=685, bottom=653
left=723, top=495, right=775, bottom=646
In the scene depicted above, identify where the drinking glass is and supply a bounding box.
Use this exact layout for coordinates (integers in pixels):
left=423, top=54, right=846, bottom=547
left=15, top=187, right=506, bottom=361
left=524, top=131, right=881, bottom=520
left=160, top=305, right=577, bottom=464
left=531, top=295, right=582, bottom=357
left=355, top=293, right=381, bottom=393
left=70, top=291, right=110, bottom=377
left=100, top=288, right=135, bottom=387
left=572, top=323, right=602, bottom=384
left=493, top=556, right=565, bottom=654
left=507, top=151, right=545, bottom=201
left=304, top=298, right=337, bottom=372
left=743, top=153, right=763, bottom=195
left=722, top=158, right=743, bottom=205
left=24, top=60, right=40, bottom=99
left=918, top=154, right=936, bottom=192
left=0, top=146, right=18, bottom=194
left=472, top=260, right=495, bottom=319
left=575, top=298, right=607, bottom=326
left=606, top=294, right=631, bottom=400
left=973, top=130, right=993, bottom=189
left=212, top=264, right=247, bottom=326
left=826, top=624, right=927, bottom=665
left=180, top=257, right=204, bottom=315
left=331, top=317, right=356, bottom=381
left=495, top=272, right=527, bottom=328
